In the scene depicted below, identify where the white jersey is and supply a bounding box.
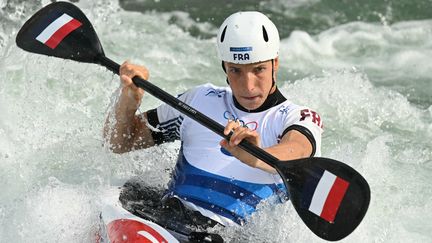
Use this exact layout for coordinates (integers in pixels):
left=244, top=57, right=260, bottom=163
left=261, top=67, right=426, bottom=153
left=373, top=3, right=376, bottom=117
left=147, top=83, right=323, bottom=225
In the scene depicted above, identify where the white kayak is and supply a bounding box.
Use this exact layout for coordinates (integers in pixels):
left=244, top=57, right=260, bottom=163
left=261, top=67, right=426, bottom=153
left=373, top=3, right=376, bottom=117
left=98, top=189, right=182, bottom=243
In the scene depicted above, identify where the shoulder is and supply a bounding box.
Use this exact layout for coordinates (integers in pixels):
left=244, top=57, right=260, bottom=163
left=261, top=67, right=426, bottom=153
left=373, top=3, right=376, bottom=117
left=275, top=100, right=324, bottom=136
left=292, top=104, right=323, bottom=128
left=277, top=101, right=324, bottom=156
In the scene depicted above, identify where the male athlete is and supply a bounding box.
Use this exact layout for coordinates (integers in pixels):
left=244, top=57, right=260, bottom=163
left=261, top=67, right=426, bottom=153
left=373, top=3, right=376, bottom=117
left=104, top=11, right=323, bottom=228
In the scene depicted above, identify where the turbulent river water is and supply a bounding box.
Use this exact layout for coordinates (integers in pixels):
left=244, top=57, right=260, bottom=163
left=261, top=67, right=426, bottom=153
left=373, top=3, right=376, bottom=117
left=0, top=0, right=431, bottom=242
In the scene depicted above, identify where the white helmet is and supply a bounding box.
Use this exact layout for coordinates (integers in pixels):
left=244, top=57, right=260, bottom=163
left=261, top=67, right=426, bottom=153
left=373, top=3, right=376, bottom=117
left=217, top=11, right=280, bottom=64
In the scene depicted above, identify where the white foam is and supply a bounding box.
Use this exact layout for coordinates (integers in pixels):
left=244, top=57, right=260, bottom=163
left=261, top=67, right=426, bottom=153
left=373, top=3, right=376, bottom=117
left=280, top=20, right=432, bottom=106
left=0, top=1, right=431, bottom=242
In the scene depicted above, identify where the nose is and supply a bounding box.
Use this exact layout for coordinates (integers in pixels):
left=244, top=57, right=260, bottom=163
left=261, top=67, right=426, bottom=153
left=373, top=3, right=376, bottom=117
left=242, top=72, right=256, bottom=92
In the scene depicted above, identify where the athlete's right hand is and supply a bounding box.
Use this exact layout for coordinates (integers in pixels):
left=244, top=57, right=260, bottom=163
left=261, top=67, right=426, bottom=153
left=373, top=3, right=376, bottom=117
left=119, top=61, right=149, bottom=107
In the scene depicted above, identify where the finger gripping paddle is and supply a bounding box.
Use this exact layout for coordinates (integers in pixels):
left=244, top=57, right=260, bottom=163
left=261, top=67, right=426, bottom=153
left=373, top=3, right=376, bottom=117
left=16, top=2, right=370, bottom=241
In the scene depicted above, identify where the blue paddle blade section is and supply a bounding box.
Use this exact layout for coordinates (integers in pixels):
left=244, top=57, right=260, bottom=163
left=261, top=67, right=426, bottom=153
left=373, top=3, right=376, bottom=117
left=276, top=157, right=370, bottom=241
left=16, top=2, right=104, bottom=63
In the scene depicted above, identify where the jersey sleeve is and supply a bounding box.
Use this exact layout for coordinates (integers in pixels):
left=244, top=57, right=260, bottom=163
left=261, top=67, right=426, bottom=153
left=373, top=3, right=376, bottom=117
left=145, top=86, right=201, bottom=144
left=281, top=106, right=324, bottom=157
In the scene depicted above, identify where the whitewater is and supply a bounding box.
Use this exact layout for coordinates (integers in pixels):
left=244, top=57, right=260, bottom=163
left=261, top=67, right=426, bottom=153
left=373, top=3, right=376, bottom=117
left=0, top=0, right=431, bottom=242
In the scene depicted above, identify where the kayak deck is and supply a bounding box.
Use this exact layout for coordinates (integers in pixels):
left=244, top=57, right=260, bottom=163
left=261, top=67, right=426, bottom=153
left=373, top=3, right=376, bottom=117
left=99, top=180, right=224, bottom=243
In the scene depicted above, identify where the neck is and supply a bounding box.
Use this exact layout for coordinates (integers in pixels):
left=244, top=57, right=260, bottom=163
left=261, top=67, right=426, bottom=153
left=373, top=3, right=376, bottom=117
left=232, top=86, right=286, bottom=113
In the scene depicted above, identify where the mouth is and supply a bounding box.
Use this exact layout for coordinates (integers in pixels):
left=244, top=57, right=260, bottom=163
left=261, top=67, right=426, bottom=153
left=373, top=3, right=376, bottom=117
left=241, top=95, right=260, bottom=101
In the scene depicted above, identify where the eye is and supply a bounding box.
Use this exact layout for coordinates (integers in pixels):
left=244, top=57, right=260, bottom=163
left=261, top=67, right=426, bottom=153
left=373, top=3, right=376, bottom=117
left=229, top=67, right=240, bottom=74
left=254, top=66, right=266, bottom=73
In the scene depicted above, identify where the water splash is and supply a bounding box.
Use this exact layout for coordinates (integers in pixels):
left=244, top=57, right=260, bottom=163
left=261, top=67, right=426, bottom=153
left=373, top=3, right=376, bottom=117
left=0, top=0, right=431, bottom=242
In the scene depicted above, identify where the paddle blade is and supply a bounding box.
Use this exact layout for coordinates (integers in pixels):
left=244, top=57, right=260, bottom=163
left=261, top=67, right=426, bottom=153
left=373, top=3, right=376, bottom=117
left=276, top=157, right=370, bottom=241
left=16, top=2, right=103, bottom=63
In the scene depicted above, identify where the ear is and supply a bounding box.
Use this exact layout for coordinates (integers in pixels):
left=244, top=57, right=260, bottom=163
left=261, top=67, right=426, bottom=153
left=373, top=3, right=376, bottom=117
left=273, top=57, right=279, bottom=72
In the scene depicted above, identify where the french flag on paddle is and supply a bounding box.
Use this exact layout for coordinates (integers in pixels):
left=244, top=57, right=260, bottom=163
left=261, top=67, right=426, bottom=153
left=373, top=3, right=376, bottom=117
left=308, top=170, right=349, bottom=223
left=36, top=13, right=82, bottom=49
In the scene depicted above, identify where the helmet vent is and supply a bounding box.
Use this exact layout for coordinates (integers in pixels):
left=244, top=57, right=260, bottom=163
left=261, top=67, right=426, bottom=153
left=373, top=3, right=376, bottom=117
left=262, top=25, right=269, bottom=42
left=220, top=25, right=227, bottom=42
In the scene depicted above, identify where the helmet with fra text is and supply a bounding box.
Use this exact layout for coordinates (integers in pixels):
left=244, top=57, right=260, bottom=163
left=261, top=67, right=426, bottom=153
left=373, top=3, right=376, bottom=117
left=217, top=11, right=280, bottom=64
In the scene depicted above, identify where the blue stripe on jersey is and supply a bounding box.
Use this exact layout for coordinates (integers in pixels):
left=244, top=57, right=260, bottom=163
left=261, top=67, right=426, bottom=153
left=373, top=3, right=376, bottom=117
left=174, top=185, right=255, bottom=219
left=179, top=175, right=263, bottom=208
left=172, top=154, right=281, bottom=198
left=166, top=152, right=286, bottom=223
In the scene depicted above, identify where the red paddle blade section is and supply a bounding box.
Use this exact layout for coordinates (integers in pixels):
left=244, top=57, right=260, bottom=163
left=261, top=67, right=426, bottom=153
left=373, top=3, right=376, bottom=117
left=307, top=170, right=350, bottom=223
left=35, top=13, right=82, bottom=49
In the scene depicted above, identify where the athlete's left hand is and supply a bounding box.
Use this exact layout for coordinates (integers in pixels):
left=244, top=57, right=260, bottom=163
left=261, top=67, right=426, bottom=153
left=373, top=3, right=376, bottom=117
left=220, top=119, right=263, bottom=169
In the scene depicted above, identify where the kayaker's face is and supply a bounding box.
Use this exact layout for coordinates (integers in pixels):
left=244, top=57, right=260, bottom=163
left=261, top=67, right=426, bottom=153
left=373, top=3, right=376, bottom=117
left=225, top=58, right=278, bottom=110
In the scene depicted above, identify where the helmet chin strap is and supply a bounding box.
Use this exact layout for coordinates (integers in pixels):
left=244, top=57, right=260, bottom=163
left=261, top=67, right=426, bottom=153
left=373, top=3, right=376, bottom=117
left=221, top=61, right=229, bottom=85
left=261, top=58, right=276, bottom=98
left=270, top=59, right=275, bottom=90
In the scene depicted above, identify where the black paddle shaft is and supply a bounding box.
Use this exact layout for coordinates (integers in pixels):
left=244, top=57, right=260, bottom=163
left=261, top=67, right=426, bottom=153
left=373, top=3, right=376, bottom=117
left=97, top=55, right=283, bottom=169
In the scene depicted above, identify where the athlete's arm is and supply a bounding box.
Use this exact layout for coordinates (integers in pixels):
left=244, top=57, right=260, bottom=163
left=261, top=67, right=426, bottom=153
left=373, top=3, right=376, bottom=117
left=103, top=61, right=156, bottom=153
left=261, top=130, right=312, bottom=172
left=220, top=120, right=312, bottom=174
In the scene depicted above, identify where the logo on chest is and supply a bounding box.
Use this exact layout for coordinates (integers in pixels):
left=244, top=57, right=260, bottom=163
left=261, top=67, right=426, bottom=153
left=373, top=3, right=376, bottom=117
left=223, top=111, right=258, bottom=131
